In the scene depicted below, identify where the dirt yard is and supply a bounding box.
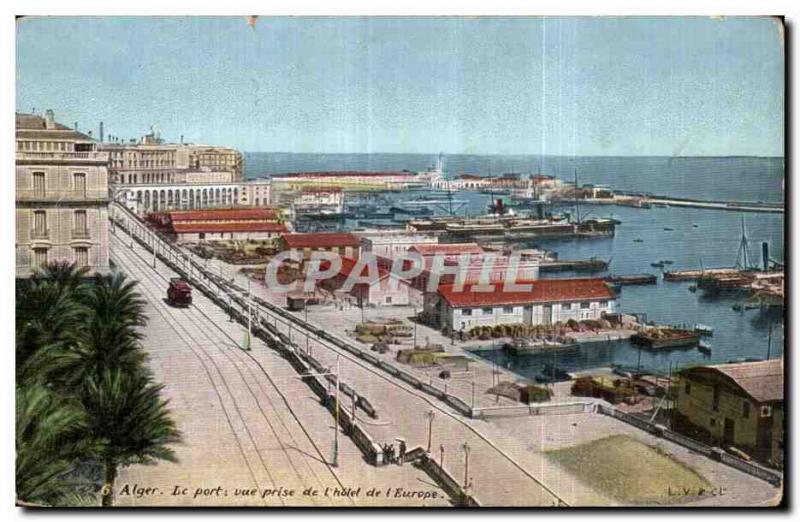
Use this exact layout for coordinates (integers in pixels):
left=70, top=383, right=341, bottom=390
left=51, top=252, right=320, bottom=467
left=547, top=434, right=712, bottom=505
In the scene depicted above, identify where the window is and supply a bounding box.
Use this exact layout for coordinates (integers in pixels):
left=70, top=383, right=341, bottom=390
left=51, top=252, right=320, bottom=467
left=385, top=296, right=392, bottom=304
left=32, top=248, right=47, bottom=269
left=74, top=247, right=89, bottom=267
left=461, top=308, right=472, bottom=316
left=73, top=172, right=87, bottom=196
left=684, top=382, right=691, bottom=395
left=710, top=418, right=716, bottom=427
left=600, top=300, right=609, bottom=308
left=580, top=302, right=590, bottom=309
left=32, top=211, right=47, bottom=238
left=482, top=307, right=494, bottom=315
left=32, top=172, right=45, bottom=196
left=742, top=401, right=750, bottom=419
left=503, top=306, right=514, bottom=313
left=712, top=385, right=720, bottom=412
left=760, top=406, right=772, bottom=418
left=73, top=210, right=88, bottom=237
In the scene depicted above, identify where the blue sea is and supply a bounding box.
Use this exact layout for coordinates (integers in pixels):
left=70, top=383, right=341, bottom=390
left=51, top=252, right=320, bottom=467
left=245, top=153, right=785, bottom=377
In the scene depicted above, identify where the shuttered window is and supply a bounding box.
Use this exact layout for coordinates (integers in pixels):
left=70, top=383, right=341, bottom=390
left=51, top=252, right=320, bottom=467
left=74, top=247, right=89, bottom=267
left=73, top=172, right=86, bottom=196
left=32, top=172, right=46, bottom=196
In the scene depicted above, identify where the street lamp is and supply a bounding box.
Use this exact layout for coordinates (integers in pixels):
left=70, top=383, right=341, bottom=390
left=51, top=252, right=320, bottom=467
left=426, top=409, right=436, bottom=452
left=471, top=380, right=475, bottom=409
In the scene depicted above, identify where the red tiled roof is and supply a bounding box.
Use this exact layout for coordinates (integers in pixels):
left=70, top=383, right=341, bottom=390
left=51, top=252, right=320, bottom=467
left=169, top=208, right=278, bottom=222
left=327, top=256, right=390, bottom=282
left=685, top=359, right=783, bottom=403
left=438, top=278, right=615, bottom=307
left=281, top=232, right=361, bottom=248
left=172, top=222, right=287, bottom=234
left=458, top=174, right=483, bottom=180
left=409, top=243, right=484, bottom=256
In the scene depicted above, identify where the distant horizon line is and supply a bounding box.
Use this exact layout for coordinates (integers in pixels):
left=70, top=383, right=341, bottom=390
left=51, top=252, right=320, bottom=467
left=242, top=151, right=784, bottom=159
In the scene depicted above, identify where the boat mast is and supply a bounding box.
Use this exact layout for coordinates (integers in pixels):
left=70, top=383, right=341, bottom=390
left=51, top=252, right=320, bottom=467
left=735, top=216, right=753, bottom=271
left=574, top=168, right=581, bottom=224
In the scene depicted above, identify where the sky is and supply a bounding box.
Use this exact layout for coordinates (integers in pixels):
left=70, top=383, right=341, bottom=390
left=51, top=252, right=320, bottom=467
left=16, top=16, right=784, bottom=156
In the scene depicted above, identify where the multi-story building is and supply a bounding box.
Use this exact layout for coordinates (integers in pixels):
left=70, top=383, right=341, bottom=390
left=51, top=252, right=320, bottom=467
left=116, top=179, right=271, bottom=214
left=16, top=110, right=110, bottom=277
left=102, top=136, right=243, bottom=186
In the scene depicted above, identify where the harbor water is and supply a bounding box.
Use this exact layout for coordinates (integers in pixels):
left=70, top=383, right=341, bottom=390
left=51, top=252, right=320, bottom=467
left=245, top=153, right=785, bottom=377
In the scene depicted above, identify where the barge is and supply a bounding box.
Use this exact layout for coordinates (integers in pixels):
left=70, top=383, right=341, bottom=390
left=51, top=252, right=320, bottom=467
left=631, top=328, right=700, bottom=349
left=605, top=274, right=658, bottom=286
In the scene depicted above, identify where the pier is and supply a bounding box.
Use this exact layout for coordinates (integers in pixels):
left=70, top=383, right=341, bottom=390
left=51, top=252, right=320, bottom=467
left=592, top=192, right=784, bottom=214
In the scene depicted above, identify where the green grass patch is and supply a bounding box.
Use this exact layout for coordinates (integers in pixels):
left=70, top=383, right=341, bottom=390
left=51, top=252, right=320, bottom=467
left=547, top=434, right=711, bottom=504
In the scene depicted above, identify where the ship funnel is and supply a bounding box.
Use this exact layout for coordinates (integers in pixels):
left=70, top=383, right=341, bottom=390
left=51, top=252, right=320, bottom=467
left=762, top=241, right=769, bottom=271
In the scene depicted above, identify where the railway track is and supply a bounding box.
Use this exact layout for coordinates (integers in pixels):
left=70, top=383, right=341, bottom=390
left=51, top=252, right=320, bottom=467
left=111, top=234, right=352, bottom=506
left=109, top=205, right=569, bottom=506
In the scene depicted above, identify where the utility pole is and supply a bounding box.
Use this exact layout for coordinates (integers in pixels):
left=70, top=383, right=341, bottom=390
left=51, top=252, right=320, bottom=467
left=636, top=343, right=642, bottom=376
left=766, top=321, right=773, bottom=359
left=246, top=279, right=252, bottom=351
left=462, top=442, right=471, bottom=489
left=414, top=305, right=418, bottom=349
left=332, top=355, right=340, bottom=467
left=426, top=410, right=436, bottom=452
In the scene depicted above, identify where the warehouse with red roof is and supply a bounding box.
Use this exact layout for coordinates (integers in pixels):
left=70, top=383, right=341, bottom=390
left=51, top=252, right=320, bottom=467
left=277, top=232, right=361, bottom=260
left=159, top=208, right=287, bottom=242
left=424, top=278, right=617, bottom=332
left=317, top=256, right=410, bottom=307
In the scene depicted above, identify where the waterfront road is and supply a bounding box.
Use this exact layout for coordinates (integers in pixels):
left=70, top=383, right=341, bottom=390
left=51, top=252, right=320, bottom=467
left=109, top=233, right=450, bottom=507
left=109, top=220, right=781, bottom=507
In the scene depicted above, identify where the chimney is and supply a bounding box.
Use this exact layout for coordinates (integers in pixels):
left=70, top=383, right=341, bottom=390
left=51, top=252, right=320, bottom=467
left=44, top=109, right=55, bottom=129
left=99, top=121, right=104, bottom=142
left=180, top=134, right=184, bottom=144
left=74, top=122, right=78, bottom=132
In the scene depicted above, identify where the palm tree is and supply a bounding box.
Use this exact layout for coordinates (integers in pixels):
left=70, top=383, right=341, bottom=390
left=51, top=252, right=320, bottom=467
left=31, top=261, right=91, bottom=294
left=16, top=279, right=88, bottom=388
left=16, top=385, right=93, bottom=506
left=81, top=369, right=180, bottom=507
left=60, top=272, right=149, bottom=387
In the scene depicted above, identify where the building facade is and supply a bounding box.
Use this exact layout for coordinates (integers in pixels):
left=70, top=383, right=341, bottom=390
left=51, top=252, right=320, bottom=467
left=358, top=230, right=439, bottom=258
left=16, top=111, right=110, bottom=277
left=277, top=232, right=361, bottom=261
left=115, top=179, right=271, bottom=214
left=101, top=138, right=243, bottom=186
left=424, top=278, right=617, bottom=333
left=154, top=208, right=287, bottom=243
left=318, top=256, right=410, bottom=307
left=677, top=359, right=784, bottom=466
